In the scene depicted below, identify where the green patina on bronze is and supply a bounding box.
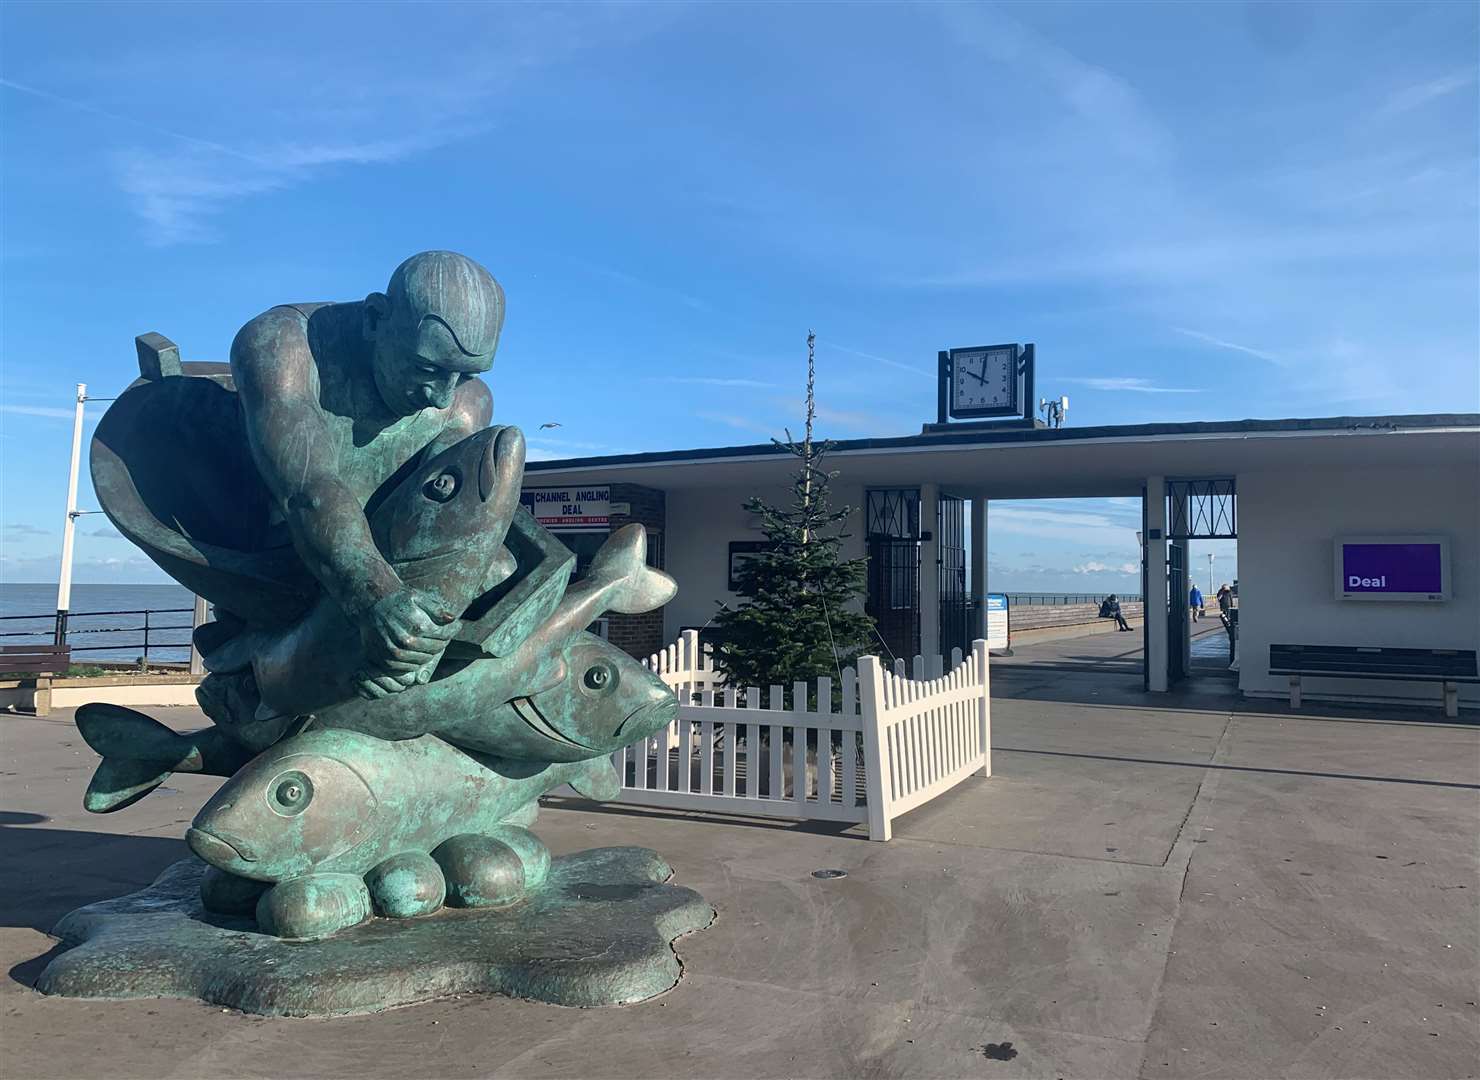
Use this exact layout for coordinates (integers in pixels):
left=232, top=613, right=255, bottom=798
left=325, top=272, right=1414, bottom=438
left=38, top=251, right=710, bottom=1006
left=39, top=850, right=713, bottom=1015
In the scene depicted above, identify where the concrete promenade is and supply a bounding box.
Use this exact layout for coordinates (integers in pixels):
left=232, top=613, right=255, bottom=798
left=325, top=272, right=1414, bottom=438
left=2, top=657, right=1476, bottom=1079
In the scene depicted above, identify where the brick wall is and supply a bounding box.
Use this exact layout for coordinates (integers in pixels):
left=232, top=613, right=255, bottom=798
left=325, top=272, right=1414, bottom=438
left=605, top=484, right=666, bottom=659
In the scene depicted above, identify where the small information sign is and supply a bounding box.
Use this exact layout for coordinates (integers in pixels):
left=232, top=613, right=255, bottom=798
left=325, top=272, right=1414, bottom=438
left=985, top=593, right=1010, bottom=650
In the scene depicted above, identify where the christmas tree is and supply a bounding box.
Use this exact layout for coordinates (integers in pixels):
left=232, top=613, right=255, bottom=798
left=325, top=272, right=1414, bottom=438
left=711, top=332, right=875, bottom=700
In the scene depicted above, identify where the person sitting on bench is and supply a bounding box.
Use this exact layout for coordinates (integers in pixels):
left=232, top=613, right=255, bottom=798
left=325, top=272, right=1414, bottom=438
left=1099, top=594, right=1131, bottom=632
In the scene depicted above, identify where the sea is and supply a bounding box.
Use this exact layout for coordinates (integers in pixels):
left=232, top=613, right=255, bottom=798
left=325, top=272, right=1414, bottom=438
left=0, top=582, right=198, bottom=665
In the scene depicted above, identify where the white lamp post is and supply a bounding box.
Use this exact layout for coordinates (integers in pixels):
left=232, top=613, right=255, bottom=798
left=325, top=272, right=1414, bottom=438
left=54, top=383, right=87, bottom=645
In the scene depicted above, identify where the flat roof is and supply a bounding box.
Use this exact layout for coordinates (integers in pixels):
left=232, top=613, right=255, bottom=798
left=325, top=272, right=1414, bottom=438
left=525, top=412, right=1480, bottom=498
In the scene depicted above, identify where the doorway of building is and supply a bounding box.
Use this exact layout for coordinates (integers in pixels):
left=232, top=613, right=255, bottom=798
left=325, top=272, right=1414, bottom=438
left=974, top=495, right=1147, bottom=680
left=865, top=488, right=921, bottom=662
left=1164, top=478, right=1238, bottom=687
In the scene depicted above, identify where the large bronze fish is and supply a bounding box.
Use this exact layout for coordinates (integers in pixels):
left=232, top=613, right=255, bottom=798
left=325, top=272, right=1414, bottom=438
left=77, top=526, right=678, bottom=810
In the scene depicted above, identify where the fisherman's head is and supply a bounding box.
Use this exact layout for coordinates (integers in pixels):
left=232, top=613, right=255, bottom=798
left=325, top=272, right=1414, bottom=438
left=363, top=251, right=503, bottom=416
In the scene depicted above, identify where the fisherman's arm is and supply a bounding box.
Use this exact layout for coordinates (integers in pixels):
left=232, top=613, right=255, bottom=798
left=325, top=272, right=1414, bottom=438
left=231, top=312, right=453, bottom=695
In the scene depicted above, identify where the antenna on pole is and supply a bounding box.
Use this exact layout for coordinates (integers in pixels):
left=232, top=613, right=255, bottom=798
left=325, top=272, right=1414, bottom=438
left=1038, top=395, right=1069, bottom=429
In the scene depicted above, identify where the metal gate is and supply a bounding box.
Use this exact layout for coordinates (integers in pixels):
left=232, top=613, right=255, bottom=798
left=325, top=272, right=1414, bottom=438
left=1167, top=539, right=1189, bottom=685
left=865, top=489, right=921, bottom=663
left=937, top=492, right=969, bottom=659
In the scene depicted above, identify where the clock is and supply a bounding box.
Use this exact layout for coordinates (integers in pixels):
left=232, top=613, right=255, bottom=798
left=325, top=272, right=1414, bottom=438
left=940, top=343, right=1027, bottom=420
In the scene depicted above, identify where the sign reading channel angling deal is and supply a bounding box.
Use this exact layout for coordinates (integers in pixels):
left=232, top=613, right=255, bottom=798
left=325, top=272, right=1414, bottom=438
left=1335, top=536, right=1448, bottom=601
left=520, top=486, right=611, bottom=531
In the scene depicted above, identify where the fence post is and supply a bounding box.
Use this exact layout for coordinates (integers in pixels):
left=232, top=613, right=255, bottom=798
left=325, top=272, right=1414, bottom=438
left=681, top=628, right=700, bottom=684
left=973, top=638, right=991, bottom=777
left=858, top=655, right=893, bottom=841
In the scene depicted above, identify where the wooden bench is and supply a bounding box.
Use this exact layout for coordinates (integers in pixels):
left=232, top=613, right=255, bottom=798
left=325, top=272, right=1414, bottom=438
left=0, top=644, right=72, bottom=716
left=1269, top=643, right=1478, bottom=718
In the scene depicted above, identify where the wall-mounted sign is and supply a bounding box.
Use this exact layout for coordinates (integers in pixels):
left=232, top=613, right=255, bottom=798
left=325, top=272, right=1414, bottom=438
left=984, top=593, right=1010, bottom=650
left=728, top=541, right=774, bottom=592
left=520, top=486, right=611, bottom=531
left=1334, top=536, right=1449, bottom=601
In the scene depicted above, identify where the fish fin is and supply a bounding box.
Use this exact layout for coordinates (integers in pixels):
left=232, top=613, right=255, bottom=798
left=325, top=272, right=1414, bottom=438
left=75, top=702, right=201, bottom=769
left=587, top=524, right=678, bottom=615
left=569, top=758, right=622, bottom=802
left=84, top=757, right=173, bottom=814
left=198, top=629, right=263, bottom=674
left=501, top=801, right=539, bottom=828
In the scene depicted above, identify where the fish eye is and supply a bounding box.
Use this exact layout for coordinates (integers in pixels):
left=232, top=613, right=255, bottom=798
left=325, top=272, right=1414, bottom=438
left=426, top=472, right=459, bottom=501
left=583, top=663, right=615, bottom=692
left=269, top=771, right=314, bottom=816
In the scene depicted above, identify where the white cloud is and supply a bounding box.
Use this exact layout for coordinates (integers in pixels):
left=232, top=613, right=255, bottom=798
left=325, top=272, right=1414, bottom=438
left=696, top=411, right=778, bottom=438
left=1173, top=327, right=1281, bottom=363
left=1072, top=561, right=1139, bottom=575
left=819, top=341, right=932, bottom=377
left=5, top=9, right=679, bottom=245
left=1374, top=71, right=1477, bottom=121
left=990, top=504, right=1141, bottom=547
left=568, top=259, right=712, bottom=313
left=935, top=4, right=1171, bottom=166
left=0, top=403, right=79, bottom=419
left=1059, top=377, right=1202, bottom=394
left=647, top=377, right=777, bottom=389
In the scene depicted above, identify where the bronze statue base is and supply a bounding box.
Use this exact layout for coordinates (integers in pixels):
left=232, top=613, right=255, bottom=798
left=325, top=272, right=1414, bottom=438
left=34, top=848, right=713, bottom=1016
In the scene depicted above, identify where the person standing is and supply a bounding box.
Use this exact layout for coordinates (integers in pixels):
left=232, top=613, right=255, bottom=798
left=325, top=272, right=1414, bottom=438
left=1216, top=583, right=1234, bottom=615
left=1189, top=583, right=1204, bottom=622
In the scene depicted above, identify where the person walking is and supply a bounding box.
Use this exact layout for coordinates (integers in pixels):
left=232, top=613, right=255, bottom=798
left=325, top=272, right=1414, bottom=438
left=1099, top=594, right=1131, bottom=632
left=1189, top=583, right=1204, bottom=622
left=1216, top=583, right=1234, bottom=615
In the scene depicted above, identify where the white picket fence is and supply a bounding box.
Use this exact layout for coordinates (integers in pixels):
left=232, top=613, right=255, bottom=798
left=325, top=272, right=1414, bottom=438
left=578, top=631, right=990, bottom=841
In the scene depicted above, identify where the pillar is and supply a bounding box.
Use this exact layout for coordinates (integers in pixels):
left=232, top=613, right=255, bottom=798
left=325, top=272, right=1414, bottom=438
left=189, top=595, right=209, bottom=675
left=970, top=497, right=989, bottom=640
left=919, top=482, right=940, bottom=661
left=1145, top=476, right=1169, bottom=692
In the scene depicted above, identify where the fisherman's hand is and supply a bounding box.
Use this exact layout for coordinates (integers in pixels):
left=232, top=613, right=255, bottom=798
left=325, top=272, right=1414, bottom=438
left=354, top=589, right=458, bottom=699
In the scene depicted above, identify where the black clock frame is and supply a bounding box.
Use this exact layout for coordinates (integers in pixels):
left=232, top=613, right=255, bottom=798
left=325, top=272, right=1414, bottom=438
left=937, top=343, right=1035, bottom=422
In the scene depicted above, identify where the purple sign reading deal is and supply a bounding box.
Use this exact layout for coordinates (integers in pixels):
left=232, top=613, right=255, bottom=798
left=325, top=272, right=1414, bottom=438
left=1340, top=543, right=1444, bottom=594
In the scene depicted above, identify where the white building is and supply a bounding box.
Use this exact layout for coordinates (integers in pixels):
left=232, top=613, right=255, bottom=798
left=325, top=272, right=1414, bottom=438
left=524, top=412, right=1479, bottom=710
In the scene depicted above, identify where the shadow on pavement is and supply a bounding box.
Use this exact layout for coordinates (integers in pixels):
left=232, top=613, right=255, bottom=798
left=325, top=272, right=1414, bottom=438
left=0, top=822, right=186, bottom=935
left=998, top=746, right=1480, bottom=791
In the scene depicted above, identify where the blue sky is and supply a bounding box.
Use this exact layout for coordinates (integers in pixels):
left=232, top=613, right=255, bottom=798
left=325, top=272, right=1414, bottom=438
left=1, top=1, right=1475, bottom=589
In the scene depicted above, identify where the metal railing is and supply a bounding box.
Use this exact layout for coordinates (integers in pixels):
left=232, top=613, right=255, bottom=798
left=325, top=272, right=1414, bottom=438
left=0, top=607, right=195, bottom=669
left=1002, top=593, right=1143, bottom=606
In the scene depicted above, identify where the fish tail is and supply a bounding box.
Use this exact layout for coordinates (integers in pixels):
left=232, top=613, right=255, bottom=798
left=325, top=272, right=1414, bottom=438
left=587, top=524, right=677, bottom=615
left=76, top=702, right=206, bottom=814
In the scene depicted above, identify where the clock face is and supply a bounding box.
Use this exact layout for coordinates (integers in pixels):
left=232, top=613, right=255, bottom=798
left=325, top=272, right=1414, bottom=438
left=950, top=346, right=1018, bottom=416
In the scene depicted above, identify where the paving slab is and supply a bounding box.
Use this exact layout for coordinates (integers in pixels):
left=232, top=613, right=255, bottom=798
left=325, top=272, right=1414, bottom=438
left=3, top=679, right=1476, bottom=1079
